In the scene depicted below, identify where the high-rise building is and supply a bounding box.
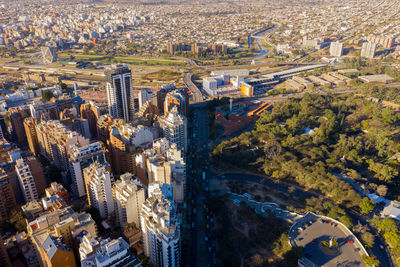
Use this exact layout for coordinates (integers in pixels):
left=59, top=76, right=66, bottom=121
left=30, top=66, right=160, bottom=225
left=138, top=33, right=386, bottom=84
left=138, top=88, right=156, bottom=109
left=109, top=128, right=135, bottom=175
left=0, top=168, right=17, bottom=219
left=96, top=115, right=118, bottom=144
left=26, top=156, right=47, bottom=196
left=164, top=89, right=189, bottom=117
left=329, top=41, right=344, bottom=57
left=80, top=236, right=142, bottom=267
left=159, top=106, right=187, bottom=151
left=156, top=87, right=173, bottom=114
left=136, top=139, right=186, bottom=203
left=36, top=120, right=90, bottom=171
left=83, top=162, right=114, bottom=218
left=0, top=235, right=11, bottom=267
left=0, top=115, right=9, bottom=141
left=10, top=111, right=27, bottom=146
left=361, top=42, right=376, bottom=59
left=69, top=142, right=105, bottom=198
left=105, top=64, right=135, bottom=122
left=141, top=183, right=181, bottom=267
left=136, top=138, right=170, bottom=186
left=80, top=102, right=105, bottom=139
left=113, top=173, right=146, bottom=228
left=24, top=117, right=41, bottom=155
left=15, top=158, right=39, bottom=203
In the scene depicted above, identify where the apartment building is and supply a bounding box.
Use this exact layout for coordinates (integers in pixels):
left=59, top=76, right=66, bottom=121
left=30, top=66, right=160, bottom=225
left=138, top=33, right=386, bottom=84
left=83, top=162, right=114, bottom=218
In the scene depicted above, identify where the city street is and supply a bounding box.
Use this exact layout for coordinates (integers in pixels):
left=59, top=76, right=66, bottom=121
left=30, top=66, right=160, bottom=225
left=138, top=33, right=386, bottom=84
left=187, top=104, right=215, bottom=267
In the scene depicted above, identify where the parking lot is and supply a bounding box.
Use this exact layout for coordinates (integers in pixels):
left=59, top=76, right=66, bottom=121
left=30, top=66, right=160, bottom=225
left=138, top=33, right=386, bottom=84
left=291, top=213, right=367, bottom=267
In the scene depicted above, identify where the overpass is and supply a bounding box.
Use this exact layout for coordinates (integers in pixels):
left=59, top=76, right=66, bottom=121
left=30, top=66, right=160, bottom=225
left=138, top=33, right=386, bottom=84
left=183, top=72, right=203, bottom=103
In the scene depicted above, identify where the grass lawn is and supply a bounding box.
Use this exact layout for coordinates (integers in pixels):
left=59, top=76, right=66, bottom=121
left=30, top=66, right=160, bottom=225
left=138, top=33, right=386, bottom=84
left=58, top=54, right=186, bottom=66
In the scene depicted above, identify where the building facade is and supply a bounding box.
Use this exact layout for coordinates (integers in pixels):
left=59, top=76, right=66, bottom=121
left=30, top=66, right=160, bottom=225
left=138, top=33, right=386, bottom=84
left=69, top=142, right=105, bottom=198
left=24, top=117, right=41, bottom=155
left=15, top=158, right=39, bottom=203
left=361, top=42, right=376, bottom=59
left=83, top=162, right=114, bottom=218
left=159, top=106, right=187, bottom=152
left=105, top=64, right=135, bottom=122
left=329, top=41, right=344, bottom=57
left=0, top=168, right=17, bottom=219
left=80, top=236, right=142, bottom=267
left=113, top=173, right=146, bottom=228
left=141, top=184, right=181, bottom=267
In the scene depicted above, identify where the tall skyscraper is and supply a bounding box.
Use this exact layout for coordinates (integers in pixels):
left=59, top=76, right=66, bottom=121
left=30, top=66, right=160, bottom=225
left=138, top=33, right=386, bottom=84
left=0, top=168, right=17, bottom=219
left=69, top=142, right=105, bottom=198
left=15, top=158, right=39, bottom=203
left=159, top=106, right=187, bottom=152
left=105, top=64, right=135, bottom=122
left=329, top=41, right=344, bottom=57
left=361, top=42, right=376, bottom=59
left=113, top=173, right=146, bottom=228
left=26, top=156, right=47, bottom=197
left=83, top=162, right=114, bottom=218
left=24, top=117, right=41, bottom=155
left=0, top=115, right=9, bottom=141
left=10, top=111, right=27, bottom=146
left=141, top=183, right=181, bottom=267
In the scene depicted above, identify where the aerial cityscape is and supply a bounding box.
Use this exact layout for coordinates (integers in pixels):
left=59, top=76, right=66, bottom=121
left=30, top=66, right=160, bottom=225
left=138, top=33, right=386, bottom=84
left=1, top=0, right=400, bottom=266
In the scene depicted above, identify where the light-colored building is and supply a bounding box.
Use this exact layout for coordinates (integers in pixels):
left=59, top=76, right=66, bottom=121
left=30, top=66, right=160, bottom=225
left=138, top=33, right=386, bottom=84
left=141, top=183, right=180, bottom=267
left=80, top=236, right=142, bottom=267
left=41, top=46, right=57, bottom=64
left=361, top=42, right=376, bottom=59
left=159, top=106, right=187, bottom=152
left=292, top=76, right=314, bottom=89
left=83, top=162, right=114, bottom=218
left=138, top=88, right=156, bottom=109
left=15, top=158, right=39, bottom=203
left=210, top=69, right=249, bottom=76
left=359, top=74, right=394, bottom=84
left=113, top=173, right=146, bottom=228
left=136, top=139, right=186, bottom=204
left=321, top=73, right=345, bottom=86
left=69, top=142, right=105, bottom=198
left=307, top=75, right=331, bottom=87
left=329, top=41, right=344, bottom=57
